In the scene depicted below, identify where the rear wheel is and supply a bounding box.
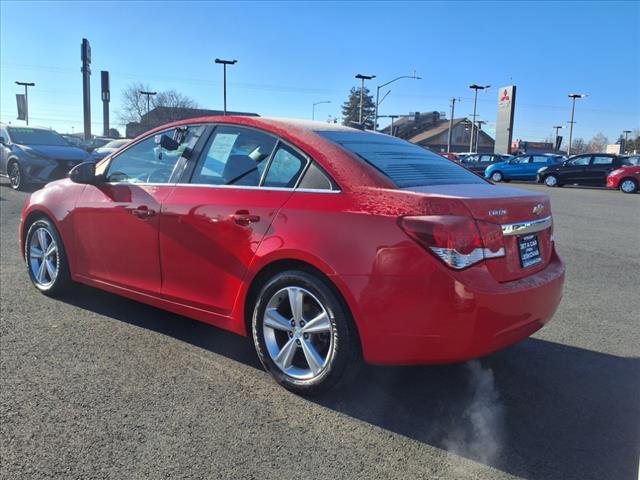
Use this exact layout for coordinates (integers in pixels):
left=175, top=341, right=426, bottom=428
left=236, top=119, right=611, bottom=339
left=544, top=174, right=560, bottom=187
left=25, top=218, right=72, bottom=296
left=8, top=160, right=25, bottom=190
left=620, top=178, right=638, bottom=194
left=252, top=270, right=359, bottom=395
left=490, top=171, right=504, bottom=182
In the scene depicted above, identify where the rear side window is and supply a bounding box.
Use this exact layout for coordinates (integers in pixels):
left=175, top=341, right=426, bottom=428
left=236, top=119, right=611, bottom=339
left=592, top=156, right=613, bottom=165
left=263, top=144, right=307, bottom=188
left=316, top=131, right=485, bottom=188
left=532, top=155, right=550, bottom=163
left=298, top=162, right=336, bottom=190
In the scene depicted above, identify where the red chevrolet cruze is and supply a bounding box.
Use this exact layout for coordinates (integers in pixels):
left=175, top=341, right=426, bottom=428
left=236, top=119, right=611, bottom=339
left=20, top=116, right=565, bottom=394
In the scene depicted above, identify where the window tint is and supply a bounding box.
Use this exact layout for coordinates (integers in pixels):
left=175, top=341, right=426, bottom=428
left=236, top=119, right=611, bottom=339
left=512, top=156, right=530, bottom=164
left=193, top=126, right=276, bottom=186
left=569, top=156, right=590, bottom=166
left=532, top=155, right=550, bottom=163
left=105, top=126, right=202, bottom=183
left=298, top=162, right=336, bottom=190
left=592, top=156, right=613, bottom=165
left=7, top=127, right=68, bottom=146
left=479, top=155, right=494, bottom=163
left=316, top=131, right=485, bottom=187
left=263, top=144, right=307, bottom=188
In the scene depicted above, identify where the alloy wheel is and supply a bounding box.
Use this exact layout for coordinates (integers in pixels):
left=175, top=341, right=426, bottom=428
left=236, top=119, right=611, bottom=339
left=28, top=227, right=59, bottom=288
left=8, top=162, right=21, bottom=189
left=545, top=175, right=558, bottom=187
left=262, top=286, right=335, bottom=380
left=620, top=179, right=637, bottom=193
left=491, top=172, right=503, bottom=182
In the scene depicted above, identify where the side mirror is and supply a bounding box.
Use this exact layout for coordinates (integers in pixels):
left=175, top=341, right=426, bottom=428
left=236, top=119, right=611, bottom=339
left=69, top=161, right=97, bottom=184
left=156, top=133, right=180, bottom=151
left=0, top=137, right=7, bottom=146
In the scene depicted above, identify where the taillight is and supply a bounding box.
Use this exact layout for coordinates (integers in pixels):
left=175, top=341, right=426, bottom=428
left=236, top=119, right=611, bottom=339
left=399, top=215, right=505, bottom=269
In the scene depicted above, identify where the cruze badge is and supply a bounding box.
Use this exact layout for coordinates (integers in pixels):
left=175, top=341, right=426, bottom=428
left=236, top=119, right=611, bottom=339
left=532, top=203, right=544, bottom=215
left=488, top=209, right=507, bottom=216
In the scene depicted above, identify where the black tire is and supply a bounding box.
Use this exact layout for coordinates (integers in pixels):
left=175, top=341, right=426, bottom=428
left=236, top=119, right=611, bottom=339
left=490, top=171, right=504, bottom=182
left=8, top=160, right=26, bottom=190
left=24, top=217, right=72, bottom=296
left=252, top=270, right=360, bottom=395
left=619, top=178, right=638, bottom=194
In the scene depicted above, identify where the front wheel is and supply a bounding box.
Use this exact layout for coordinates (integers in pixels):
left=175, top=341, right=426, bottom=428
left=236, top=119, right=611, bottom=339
left=25, top=218, right=72, bottom=296
left=544, top=174, right=560, bottom=187
left=8, top=160, right=25, bottom=190
left=620, top=178, right=638, bottom=194
left=252, top=270, right=359, bottom=395
left=490, top=171, right=504, bottom=182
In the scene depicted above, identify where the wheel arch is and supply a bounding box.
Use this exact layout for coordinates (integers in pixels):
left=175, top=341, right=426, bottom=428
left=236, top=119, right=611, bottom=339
left=21, top=208, right=61, bottom=260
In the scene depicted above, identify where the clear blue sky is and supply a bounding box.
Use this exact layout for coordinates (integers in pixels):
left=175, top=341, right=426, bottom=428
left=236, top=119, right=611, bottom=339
left=1, top=1, right=639, bottom=143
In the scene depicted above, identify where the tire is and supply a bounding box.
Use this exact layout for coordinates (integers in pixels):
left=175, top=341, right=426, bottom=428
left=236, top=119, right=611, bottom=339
left=544, top=174, right=560, bottom=187
left=8, top=160, right=25, bottom=190
left=620, top=178, right=638, bottom=194
left=24, top=217, right=72, bottom=296
left=252, top=270, right=359, bottom=395
left=490, top=171, right=504, bottom=182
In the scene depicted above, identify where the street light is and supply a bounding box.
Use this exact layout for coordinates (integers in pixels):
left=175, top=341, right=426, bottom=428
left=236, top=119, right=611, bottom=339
left=622, top=130, right=632, bottom=153
left=374, top=73, right=421, bottom=131
left=215, top=58, right=237, bottom=115
left=567, top=93, right=586, bottom=156
left=468, top=84, right=490, bottom=152
left=355, top=74, right=376, bottom=126
left=140, top=90, right=157, bottom=126
left=15, top=81, right=35, bottom=125
left=312, top=100, right=331, bottom=121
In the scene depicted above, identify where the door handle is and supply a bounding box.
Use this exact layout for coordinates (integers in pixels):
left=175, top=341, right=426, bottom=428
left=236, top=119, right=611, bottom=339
left=230, top=210, right=260, bottom=226
left=130, top=206, right=156, bottom=219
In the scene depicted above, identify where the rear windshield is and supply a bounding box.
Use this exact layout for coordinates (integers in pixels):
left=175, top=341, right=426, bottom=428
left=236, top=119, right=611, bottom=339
left=316, top=130, right=486, bottom=188
left=8, top=127, right=69, bottom=146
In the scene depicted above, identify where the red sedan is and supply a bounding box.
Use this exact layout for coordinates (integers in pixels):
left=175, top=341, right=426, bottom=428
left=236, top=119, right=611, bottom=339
left=606, top=158, right=640, bottom=193
left=19, top=116, right=565, bottom=394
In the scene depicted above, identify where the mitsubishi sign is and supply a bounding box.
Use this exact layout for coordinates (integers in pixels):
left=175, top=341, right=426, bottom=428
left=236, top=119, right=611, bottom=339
left=495, top=85, right=516, bottom=154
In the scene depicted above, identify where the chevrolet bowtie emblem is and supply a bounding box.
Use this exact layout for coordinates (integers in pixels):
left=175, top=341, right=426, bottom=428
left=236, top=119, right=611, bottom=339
left=532, top=203, right=544, bottom=215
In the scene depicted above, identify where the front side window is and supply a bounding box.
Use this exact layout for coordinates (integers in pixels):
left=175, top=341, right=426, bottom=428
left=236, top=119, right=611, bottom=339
left=263, top=144, right=307, bottom=188
left=569, top=156, right=590, bottom=166
left=532, top=155, right=550, bottom=163
left=592, top=156, right=613, bottom=165
left=104, top=126, right=202, bottom=183
left=512, top=156, right=530, bottom=164
left=192, top=126, right=276, bottom=186
left=316, top=131, right=486, bottom=188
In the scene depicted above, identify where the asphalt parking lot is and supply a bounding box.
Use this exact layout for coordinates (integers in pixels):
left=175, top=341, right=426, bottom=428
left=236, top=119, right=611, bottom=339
left=1, top=180, right=638, bottom=480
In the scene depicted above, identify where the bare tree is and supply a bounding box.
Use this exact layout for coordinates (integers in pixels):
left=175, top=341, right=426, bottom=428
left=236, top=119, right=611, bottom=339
left=119, top=83, right=199, bottom=125
left=570, top=138, right=588, bottom=155
left=587, top=132, right=609, bottom=153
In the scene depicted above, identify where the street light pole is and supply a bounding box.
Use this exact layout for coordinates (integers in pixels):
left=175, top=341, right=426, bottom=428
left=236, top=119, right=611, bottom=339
left=312, top=100, right=331, bottom=121
left=15, top=81, right=35, bottom=125
left=622, top=130, right=632, bottom=153
left=567, top=93, right=586, bottom=156
left=355, top=74, right=375, bottom=126
left=215, top=58, right=237, bottom=115
left=140, top=90, right=157, bottom=128
left=553, top=125, right=564, bottom=151
left=468, top=84, right=490, bottom=153
left=374, top=73, right=421, bottom=132
left=475, top=120, right=486, bottom=152
left=447, top=97, right=460, bottom=153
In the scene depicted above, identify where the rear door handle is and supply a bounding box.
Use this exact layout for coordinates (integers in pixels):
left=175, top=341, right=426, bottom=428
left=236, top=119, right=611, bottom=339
left=130, top=206, right=156, bottom=219
left=230, top=209, right=260, bottom=226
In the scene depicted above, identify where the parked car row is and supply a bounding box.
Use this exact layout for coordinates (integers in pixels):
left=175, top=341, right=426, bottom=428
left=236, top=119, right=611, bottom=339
left=0, top=124, right=130, bottom=190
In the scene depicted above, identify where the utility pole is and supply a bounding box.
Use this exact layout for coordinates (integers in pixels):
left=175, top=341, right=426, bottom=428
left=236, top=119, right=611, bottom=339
left=215, top=58, right=237, bottom=115
left=81, top=38, right=92, bottom=140
left=312, top=100, right=331, bottom=120
left=355, top=74, right=375, bottom=126
left=374, top=73, right=421, bottom=132
left=101, top=71, right=110, bottom=137
left=468, top=84, right=490, bottom=153
left=140, top=91, right=157, bottom=128
left=447, top=97, right=460, bottom=153
left=567, top=93, right=586, bottom=156
left=475, top=120, right=487, bottom=152
left=15, top=81, right=35, bottom=125
left=622, top=130, right=632, bottom=153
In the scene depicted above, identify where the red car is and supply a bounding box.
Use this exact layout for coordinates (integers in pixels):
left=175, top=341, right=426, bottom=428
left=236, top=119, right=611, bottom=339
left=19, top=116, right=565, bottom=394
left=606, top=157, right=640, bottom=193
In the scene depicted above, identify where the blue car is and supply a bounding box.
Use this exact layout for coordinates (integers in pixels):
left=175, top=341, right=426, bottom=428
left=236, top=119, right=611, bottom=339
left=484, top=154, right=564, bottom=182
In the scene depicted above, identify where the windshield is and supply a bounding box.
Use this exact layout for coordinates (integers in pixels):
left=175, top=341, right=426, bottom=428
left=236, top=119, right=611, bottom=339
left=316, top=131, right=486, bottom=187
left=8, top=127, right=70, bottom=146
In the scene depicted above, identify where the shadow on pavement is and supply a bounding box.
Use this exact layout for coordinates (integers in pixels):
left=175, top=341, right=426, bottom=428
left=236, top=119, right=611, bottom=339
left=62, top=285, right=639, bottom=480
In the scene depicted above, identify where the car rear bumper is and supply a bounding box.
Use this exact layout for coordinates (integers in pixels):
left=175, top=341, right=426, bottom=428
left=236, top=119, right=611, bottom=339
left=342, top=248, right=565, bottom=365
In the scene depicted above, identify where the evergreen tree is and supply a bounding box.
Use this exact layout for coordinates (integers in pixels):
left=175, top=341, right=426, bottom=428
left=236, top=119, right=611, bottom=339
left=341, top=86, right=376, bottom=129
